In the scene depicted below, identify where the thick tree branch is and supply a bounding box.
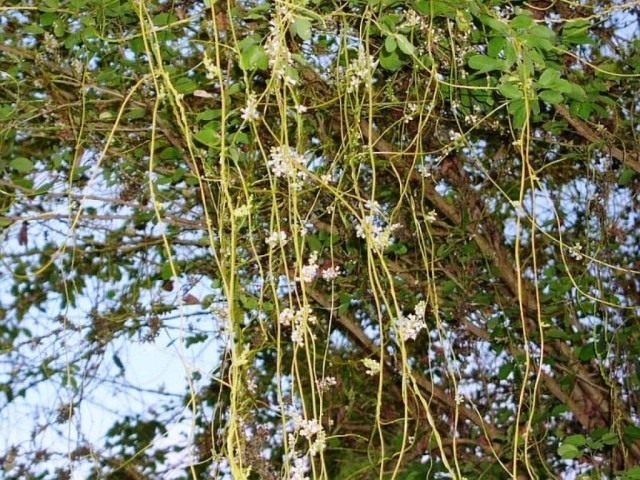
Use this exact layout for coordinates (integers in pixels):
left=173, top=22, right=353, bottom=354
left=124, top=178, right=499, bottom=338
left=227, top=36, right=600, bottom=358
left=556, top=104, right=640, bottom=174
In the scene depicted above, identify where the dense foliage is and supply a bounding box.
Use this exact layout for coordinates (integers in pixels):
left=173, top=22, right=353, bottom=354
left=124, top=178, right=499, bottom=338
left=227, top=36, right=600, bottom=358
left=1, top=0, right=640, bottom=478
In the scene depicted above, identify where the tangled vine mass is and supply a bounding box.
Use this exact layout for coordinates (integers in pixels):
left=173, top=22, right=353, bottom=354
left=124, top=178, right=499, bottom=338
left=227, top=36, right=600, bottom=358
left=1, top=0, right=640, bottom=478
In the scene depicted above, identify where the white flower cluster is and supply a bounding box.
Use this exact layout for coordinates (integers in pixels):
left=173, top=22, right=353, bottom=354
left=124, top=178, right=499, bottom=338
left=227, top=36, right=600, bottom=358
left=264, top=4, right=296, bottom=85
left=396, top=300, right=428, bottom=342
left=297, top=252, right=319, bottom=283
left=403, top=9, right=424, bottom=28
left=316, top=376, right=337, bottom=392
left=202, top=54, right=219, bottom=80
left=278, top=306, right=317, bottom=346
left=416, top=163, right=432, bottom=178
left=296, top=253, right=341, bottom=283
left=42, top=32, right=59, bottom=53
left=362, top=358, right=381, bottom=376
left=403, top=102, right=418, bottom=123
left=345, top=47, right=378, bottom=93
left=267, top=145, right=307, bottom=180
left=265, top=230, right=289, bottom=248
left=356, top=204, right=402, bottom=251
left=240, top=92, right=260, bottom=122
left=289, top=412, right=327, bottom=456
left=569, top=243, right=583, bottom=261
left=289, top=454, right=310, bottom=480
left=320, top=264, right=341, bottom=281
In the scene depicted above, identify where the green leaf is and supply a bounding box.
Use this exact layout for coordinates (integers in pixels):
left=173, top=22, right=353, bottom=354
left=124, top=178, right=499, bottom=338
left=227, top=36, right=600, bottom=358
left=174, top=77, right=198, bottom=94
left=620, top=466, right=640, bottom=480
left=530, top=24, right=556, bottom=39
left=10, top=157, right=34, bottom=173
left=239, top=294, right=259, bottom=310
left=384, top=35, right=397, bottom=52
left=24, top=24, right=45, bottom=34
left=498, top=82, right=522, bottom=99
left=379, top=49, right=405, bottom=71
left=487, top=37, right=506, bottom=58
left=153, top=12, right=178, bottom=27
left=538, top=68, right=562, bottom=88
left=194, top=128, right=221, bottom=148
left=563, top=19, right=593, bottom=45
left=565, top=83, right=587, bottom=101
left=0, top=105, right=14, bottom=120
left=578, top=343, right=596, bottom=361
left=539, top=90, right=563, bottom=104
left=413, top=0, right=429, bottom=15
left=160, top=263, right=173, bottom=281
left=509, top=99, right=528, bottom=129
left=563, top=434, right=586, bottom=447
left=476, top=14, right=509, bottom=34
left=510, top=14, right=534, bottom=29
left=159, top=147, right=180, bottom=160
left=624, top=425, right=640, bottom=441
left=185, top=333, right=208, bottom=347
left=388, top=242, right=408, bottom=255
left=601, top=431, right=619, bottom=446
left=571, top=101, right=592, bottom=120
left=557, top=442, right=581, bottom=459
left=498, top=362, right=513, bottom=380
left=522, top=34, right=554, bottom=51
left=125, top=108, right=147, bottom=120
left=395, top=34, right=415, bottom=56
left=306, top=234, right=322, bottom=252
left=467, top=55, right=505, bottom=73
left=291, top=17, right=312, bottom=41
left=196, top=109, right=222, bottom=122
left=239, top=44, right=269, bottom=71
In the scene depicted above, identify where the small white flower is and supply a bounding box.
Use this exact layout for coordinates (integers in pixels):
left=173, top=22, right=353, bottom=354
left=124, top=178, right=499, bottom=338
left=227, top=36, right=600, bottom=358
left=298, top=418, right=322, bottom=439
left=317, top=376, right=337, bottom=392
left=70, top=58, right=84, bottom=75
left=233, top=202, right=251, bottom=217
left=320, top=265, right=341, bottom=281
left=203, top=55, right=219, bottom=79
left=289, top=453, right=310, bottom=480
left=43, top=32, right=59, bottom=53
left=295, top=104, right=308, bottom=114
left=297, top=252, right=319, bottom=283
left=264, top=14, right=294, bottom=85
left=291, top=326, right=305, bottom=346
left=569, top=243, right=584, bottom=261
left=414, top=300, right=427, bottom=318
left=279, top=308, right=295, bottom=326
left=362, top=358, right=381, bottom=376
left=356, top=215, right=402, bottom=251
left=266, top=230, right=288, bottom=247
left=425, top=209, right=437, bottom=223
left=299, top=222, right=314, bottom=236
left=416, top=164, right=432, bottom=178
left=404, top=9, right=422, bottom=27
left=278, top=306, right=317, bottom=347
left=268, top=145, right=307, bottom=179
left=344, top=47, right=378, bottom=93
left=364, top=200, right=382, bottom=213
left=449, top=129, right=462, bottom=142
left=240, top=92, right=260, bottom=122
left=396, top=313, right=427, bottom=342
left=512, top=200, right=526, bottom=219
